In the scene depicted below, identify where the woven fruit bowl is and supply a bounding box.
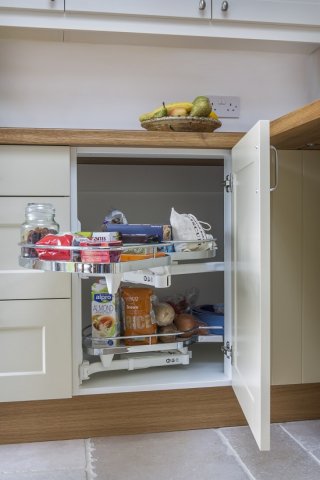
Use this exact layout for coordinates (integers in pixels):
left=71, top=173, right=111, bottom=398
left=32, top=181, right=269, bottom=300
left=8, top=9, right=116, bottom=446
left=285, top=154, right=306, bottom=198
left=140, top=116, right=222, bottom=133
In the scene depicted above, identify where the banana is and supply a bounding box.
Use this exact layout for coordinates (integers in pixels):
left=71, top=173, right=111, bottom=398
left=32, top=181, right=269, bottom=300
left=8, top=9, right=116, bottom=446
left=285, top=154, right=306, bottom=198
left=140, top=102, right=193, bottom=122
left=208, top=111, right=218, bottom=119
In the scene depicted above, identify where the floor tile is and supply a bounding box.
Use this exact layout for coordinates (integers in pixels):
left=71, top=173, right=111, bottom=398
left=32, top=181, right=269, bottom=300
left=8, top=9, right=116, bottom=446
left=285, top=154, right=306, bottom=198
left=280, top=420, right=320, bottom=462
left=0, top=470, right=87, bottom=480
left=220, top=424, right=320, bottom=480
left=0, top=440, right=86, bottom=474
left=91, top=429, right=249, bottom=480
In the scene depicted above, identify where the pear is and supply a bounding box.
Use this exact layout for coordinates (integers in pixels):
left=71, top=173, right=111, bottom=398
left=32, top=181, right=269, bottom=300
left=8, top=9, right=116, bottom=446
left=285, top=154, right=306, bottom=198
left=190, top=97, right=212, bottom=117
left=168, top=107, right=188, bottom=116
left=192, top=96, right=210, bottom=104
left=153, top=102, right=168, bottom=118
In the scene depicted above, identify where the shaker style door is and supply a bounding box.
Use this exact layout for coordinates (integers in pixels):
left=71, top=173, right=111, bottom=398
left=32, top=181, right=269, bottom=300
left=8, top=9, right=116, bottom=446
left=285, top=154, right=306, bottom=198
left=231, top=120, right=271, bottom=451
left=0, top=299, right=72, bottom=402
left=65, top=0, right=211, bottom=20
left=212, top=0, right=320, bottom=27
left=0, top=1, right=64, bottom=12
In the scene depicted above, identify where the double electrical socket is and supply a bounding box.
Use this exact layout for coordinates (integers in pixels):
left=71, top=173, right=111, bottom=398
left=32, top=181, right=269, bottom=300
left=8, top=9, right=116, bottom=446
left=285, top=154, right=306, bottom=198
left=206, top=95, right=240, bottom=118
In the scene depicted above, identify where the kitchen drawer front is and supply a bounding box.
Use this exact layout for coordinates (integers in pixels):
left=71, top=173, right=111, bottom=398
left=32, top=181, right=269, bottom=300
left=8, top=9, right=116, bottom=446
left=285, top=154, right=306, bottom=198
left=0, top=299, right=72, bottom=402
left=0, top=146, right=70, bottom=196
left=0, top=197, right=71, bottom=300
left=65, top=0, right=211, bottom=20
left=0, top=1, right=64, bottom=12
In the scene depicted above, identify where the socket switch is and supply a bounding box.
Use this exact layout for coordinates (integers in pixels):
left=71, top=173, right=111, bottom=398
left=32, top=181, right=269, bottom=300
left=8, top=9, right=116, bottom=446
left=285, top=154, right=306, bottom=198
left=206, top=95, right=240, bottom=118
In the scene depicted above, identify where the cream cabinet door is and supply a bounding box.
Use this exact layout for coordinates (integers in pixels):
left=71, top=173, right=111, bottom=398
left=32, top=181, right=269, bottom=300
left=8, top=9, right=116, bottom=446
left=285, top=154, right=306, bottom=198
left=212, top=0, right=320, bottom=27
left=0, top=1, right=64, bottom=12
left=231, top=121, right=271, bottom=451
left=0, top=299, right=72, bottom=402
left=0, top=197, right=71, bottom=300
left=65, top=0, right=211, bottom=20
left=0, top=146, right=70, bottom=196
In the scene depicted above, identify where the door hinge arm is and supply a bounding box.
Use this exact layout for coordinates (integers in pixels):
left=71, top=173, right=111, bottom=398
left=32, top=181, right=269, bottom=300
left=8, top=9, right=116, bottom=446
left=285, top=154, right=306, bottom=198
left=221, top=341, right=233, bottom=364
left=221, top=174, right=233, bottom=193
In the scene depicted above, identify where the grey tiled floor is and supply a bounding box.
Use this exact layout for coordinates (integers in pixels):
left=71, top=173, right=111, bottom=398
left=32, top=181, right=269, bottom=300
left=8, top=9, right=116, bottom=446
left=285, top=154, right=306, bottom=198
left=0, top=421, right=319, bottom=480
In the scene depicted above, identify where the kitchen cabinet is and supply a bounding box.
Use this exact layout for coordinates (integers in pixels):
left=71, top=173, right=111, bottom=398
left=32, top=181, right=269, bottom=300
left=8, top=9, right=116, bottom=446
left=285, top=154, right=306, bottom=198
left=65, top=0, right=211, bottom=21
left=212, top=0, right=320, bottom=27
left=0, top=100, right=319, bottom=448
left=0, top=0, right=64, bottom=12
left=0, top=145, right=72, bottom=403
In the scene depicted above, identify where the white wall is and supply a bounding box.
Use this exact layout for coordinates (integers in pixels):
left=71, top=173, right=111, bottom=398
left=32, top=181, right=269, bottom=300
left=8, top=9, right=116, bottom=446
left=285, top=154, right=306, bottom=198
left=308, top=47, right=320, bottom=102
left=0, top=39, right=310, bottom=132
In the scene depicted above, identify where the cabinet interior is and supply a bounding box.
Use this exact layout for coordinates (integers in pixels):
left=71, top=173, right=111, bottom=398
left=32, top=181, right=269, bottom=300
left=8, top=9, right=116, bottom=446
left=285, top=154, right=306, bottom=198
left=75, top=160, right=230, bottom=395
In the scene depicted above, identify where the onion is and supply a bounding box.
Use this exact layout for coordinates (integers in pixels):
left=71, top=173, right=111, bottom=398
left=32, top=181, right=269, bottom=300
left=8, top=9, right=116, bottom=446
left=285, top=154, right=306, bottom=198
left=174, top=314, right=197, bottom=338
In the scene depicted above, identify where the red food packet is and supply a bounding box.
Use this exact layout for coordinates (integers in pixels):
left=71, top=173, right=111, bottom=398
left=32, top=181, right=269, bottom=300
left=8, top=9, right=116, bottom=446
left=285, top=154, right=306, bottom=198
left=36, top=234, right=73, bottom=261
left=80, top=240, right=122, bottom=263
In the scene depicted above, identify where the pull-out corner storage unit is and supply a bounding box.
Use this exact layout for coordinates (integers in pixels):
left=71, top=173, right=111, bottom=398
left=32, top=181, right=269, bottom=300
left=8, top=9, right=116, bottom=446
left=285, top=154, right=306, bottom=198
left=66, top=120, right=271, bottom=451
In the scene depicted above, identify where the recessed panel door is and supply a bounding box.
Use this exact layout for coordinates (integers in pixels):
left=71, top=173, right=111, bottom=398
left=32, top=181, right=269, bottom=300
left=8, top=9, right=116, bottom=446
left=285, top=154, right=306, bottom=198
left=212, top=0, right=320, bottom=27
left=231, top=120, right=270, bottom=451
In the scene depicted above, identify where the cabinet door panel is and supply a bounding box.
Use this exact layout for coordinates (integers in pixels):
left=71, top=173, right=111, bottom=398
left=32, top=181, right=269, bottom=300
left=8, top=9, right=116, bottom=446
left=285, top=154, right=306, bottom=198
left=0, top=197, right=71, bottom=300
left=0, top=299, right=72, bottom=402
left=65, top=0, right=211, bottom=20
left=212, top=0, right=320, bottom=27
left=0, top=1, right=64, bottom=12
left=302, top=151, right=320, bottom=383
left=231, top=120, right=270, bottom=451
left=0, top=146, right=70, bottom=196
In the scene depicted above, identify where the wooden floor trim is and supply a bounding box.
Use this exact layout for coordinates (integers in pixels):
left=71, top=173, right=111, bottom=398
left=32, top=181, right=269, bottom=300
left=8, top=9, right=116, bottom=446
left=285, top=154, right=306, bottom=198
left=0, top=384, right=319, bottom=445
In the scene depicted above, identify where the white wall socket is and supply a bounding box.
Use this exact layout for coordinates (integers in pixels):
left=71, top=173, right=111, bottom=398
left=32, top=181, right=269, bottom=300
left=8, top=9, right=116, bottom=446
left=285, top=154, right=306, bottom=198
left=206, top=95, right=240, bottom=118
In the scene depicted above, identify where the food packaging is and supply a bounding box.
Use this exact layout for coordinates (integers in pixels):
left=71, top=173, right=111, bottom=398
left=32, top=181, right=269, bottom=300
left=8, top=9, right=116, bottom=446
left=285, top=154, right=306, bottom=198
left=80, top=240, right=123, bottom=263
left=71, top=232, right=121, bottom=261
left=120, top=252, right=165, bottom=262
left=103, top=224, right=172, bottom=242
left=191, top=304, right=224, bottom=335
left=35, top=234, right=73, bottom=261
left=92, top=280, right=120, bottom=346
left=121, top=287, right=157, bottom=345
left=121, top=234, right=159, bottom=244
left=102, top=208, right=128, bottom=228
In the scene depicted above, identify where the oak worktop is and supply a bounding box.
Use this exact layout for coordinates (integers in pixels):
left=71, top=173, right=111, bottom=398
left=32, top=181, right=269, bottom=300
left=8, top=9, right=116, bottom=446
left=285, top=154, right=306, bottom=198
left=0, top=100, right=319, bottom=150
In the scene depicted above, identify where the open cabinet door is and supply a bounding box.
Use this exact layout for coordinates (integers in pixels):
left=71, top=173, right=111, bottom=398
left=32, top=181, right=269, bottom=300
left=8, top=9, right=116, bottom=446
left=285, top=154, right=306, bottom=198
left=231, top=120, right=270, bottom=451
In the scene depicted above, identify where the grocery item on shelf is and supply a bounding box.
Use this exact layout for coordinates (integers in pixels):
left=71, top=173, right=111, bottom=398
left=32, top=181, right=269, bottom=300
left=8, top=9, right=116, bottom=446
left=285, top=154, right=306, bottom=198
left=102, top=224, right=172, bottom=242
left=71, top=232, right=121, bottom=261
left=102, top=207, right=128, bottom=228
left=153, top=297, right=175, bottom=326
left=160, top=287, right=199, bottom=315
left=192, top=304, right=224, bottom=335
left=121, top=287, right=157, bottom=346
left=21, top=203, right=59, bottom=258
left=194, top=319, right=210, bottom=335
left=120, top=252, right=166, bottom=262
left=174, top=314, right=197, bottom=338
left=35, top=233, right=73, bottom=261
left=79, top=239, right=123, bottom=263
left=122, top=234, right=159, bottom=244
left=91, top=280, right=120, bottom=346
left=157, top=324, right=178, bottom=343
left=170, top=208, right=215, bottom=252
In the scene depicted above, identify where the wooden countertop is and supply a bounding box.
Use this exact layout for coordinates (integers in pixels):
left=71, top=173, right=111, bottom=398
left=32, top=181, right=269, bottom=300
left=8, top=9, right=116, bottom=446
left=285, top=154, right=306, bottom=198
left=0, top=100, right=319, bottom=150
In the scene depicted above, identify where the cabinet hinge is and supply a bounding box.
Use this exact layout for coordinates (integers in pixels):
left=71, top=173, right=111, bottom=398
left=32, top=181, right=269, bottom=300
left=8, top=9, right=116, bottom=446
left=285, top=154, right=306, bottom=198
left=221, top=341, right=233, bottom=364
left=221, top=174, right=233, bottom=193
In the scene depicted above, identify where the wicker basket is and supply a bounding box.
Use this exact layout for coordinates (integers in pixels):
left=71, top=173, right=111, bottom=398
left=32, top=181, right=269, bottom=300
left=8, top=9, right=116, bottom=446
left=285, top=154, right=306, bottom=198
left=141, top=116, right=222, bottom=133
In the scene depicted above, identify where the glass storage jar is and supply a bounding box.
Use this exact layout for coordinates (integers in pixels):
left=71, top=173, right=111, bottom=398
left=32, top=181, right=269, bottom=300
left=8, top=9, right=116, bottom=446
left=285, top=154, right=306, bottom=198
left=21, top=203, right=59, bottom=258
